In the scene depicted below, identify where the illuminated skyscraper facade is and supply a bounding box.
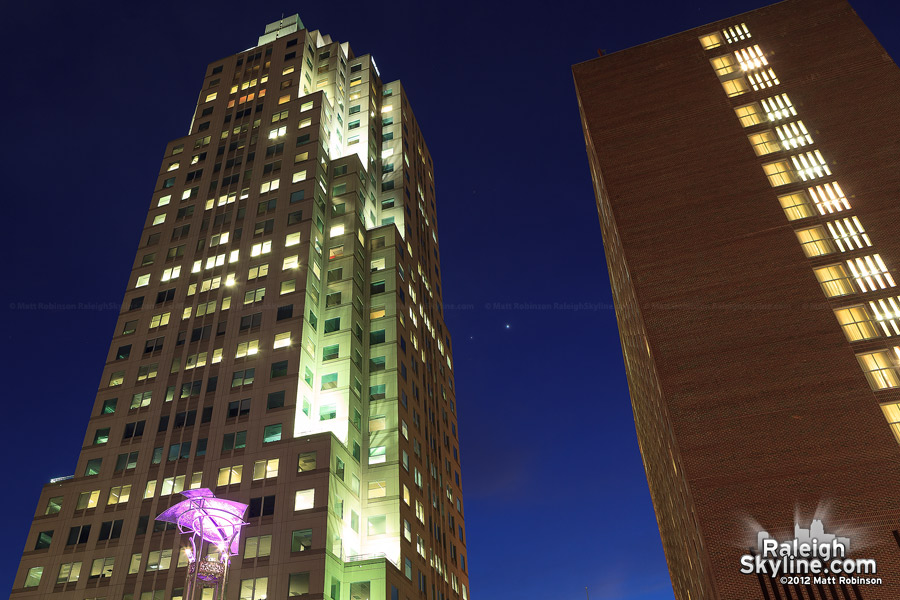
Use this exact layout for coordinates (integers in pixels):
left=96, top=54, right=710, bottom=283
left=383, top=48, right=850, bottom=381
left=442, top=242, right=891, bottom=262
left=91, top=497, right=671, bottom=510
left=13, top=15, right=469, bottom=600
left=575, top=0, right=900, bottom=597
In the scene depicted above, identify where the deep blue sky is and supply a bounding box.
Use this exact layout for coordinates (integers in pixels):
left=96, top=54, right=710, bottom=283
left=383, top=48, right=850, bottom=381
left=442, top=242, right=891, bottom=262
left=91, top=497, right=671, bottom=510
left=3, top=1, right=899, bottom=598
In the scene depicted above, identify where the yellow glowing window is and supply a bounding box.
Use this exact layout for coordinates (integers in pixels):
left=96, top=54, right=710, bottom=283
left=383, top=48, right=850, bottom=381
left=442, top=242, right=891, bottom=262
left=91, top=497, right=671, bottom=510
left=212, top=348, right=223, bottom=363
left=260, top=179, right=280, bottom=193
left=271, top=110, right=289, bottom=123
left=252, top=459, right=279, bottom=480
left=775, top=121, right=813, bottom=149
left=826, top=217, right=871, bottom=252
left=292, top=170, right=307, bottom=183
left=235, top=340, right=259, bottom=358
left=136, top=274, right=151, bottom=288
left=699, top=32, right=723, bottom=49
left=795, top=226, right=834, bottom=258
left=734, top=103, right=763, bottom=127
left=300, top=101, right=313, bottom=112
left=734, top=45, right=768, bottom=71
left=205, top=92, right=217, bottom=102
left=248, top=264, right=269, bottom=280
left=748, top=131, right=781, bottom=156
left=76, top=490, right=100, bottom=510
left=368, top=480, right=387, bottom=498
left=370, top=306, right=386, bottom=320
left=880, top=403, right=900, bottom=442
left=251, top=241, right=272, bottom=256
left=349, top=76, right=362, bottom=87
left=281, top=279, right=296, bottom=295
left=858, top=350, right=900, bottom=390
left=157, top=194, right=171, bottom=207
left=277, top=94, right=290, bottom=105
left=808, top=182, right=850, bottom=215
left=294, top=152, right=309, bottom=163
left=330, top=225, right=344, bottom=238
left=748, top=68, right=779, bottom=90
left=282, top=66, right=295, bottom=75
left=723, top=23, right=751, bottom=44
left=814, top=264, right=856, bottom=298
left=778, top=191, right=814, bottom=221
left=274, top=332, right=291, bottom=349
left=217, top=465, right=242, bottom=486
left=847, top=255, right=896, bottom=292
left=283, top=255, right=299, bottom=270
left=299, top=118, right=311, bottom=128
left=834, top=306, right=880, bottom=342
left=761, top=93, right=796, bottom=121
left=285, top=232, right=301, bottom=247
left=152, top=213, right=166, bottom=226
left=268, top=126, right=287, bottom=140
left=710, top=54, right=739, bottom=78
left=167, top=161, right=179, bottom=171
left=791, top=150, right=830, bottom=181
left=721, top=77, right=748, bottom=97
left=762, top=160, right=795, bottom=187
left=294, top=489, right=315, bottom=511
left=107, top=484, right=131, bottom=506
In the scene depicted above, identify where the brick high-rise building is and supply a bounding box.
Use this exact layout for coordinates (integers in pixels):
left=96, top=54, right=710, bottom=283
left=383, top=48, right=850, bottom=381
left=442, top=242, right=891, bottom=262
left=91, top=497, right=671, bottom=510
left=12, top=15, right=470, bottom=600
left=575, top=0, right=900, bottom=598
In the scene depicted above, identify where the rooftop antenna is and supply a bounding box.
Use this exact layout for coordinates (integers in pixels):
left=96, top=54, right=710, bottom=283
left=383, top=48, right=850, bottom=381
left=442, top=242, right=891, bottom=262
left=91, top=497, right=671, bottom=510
left=585, top=587, right=590, bottom=600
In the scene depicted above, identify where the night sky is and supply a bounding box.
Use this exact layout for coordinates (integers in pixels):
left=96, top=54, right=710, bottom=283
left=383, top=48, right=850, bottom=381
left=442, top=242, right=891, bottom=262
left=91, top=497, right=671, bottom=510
left=4, top=1, right=900, bottom=598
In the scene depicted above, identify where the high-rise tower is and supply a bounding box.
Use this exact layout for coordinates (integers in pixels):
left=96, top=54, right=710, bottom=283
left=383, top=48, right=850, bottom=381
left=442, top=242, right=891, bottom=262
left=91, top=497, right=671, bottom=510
left=575, top=0, right=900, bottom=597
left=12, top=15, right=470, bottom=600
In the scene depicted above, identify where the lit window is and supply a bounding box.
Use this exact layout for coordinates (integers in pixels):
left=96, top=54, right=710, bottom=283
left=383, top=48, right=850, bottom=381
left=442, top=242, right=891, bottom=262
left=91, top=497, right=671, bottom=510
left=734, top=102, right=763, bottom=127
left=762, top=160, right=795, bottom=187
left=368, top=446, right=386, bottom=465
left=775, top=121, right=813, bottom=149
left=152, top=213, right=166, bottom=226
left=107, top=484, right=132, bottom=505
left=761, top=93, right=797, bottom=121
left=89, top=556, right=115, bottom=579
left=368, top=480, right=387, bottom=499
left=747, top=68, right=779, bottom=90
left=286, top=232, right=301, bottom=247
left=808, top=182, right=851, bottom=215
left=251, top=241, right=272, bottom=256
left=263, top=424, right=282, bottom=443
left=76, top=489, right=100, bottom=510
left=710, top=54, right=739, bottom=78
left=146, top=549, right=172, bottom=571
left=734, top=45, right=768, bottom=72
left=239, top=577, right=268, bottom=600
left=814, top=264, right=856, bottom=298
left=245, top=535, right=272, bottom=559
left=722, top=22, right=751, bottom=44
left=699, top=32, right=723, bottom=49
left=281, top=279, right=296, bottom=295
left=205, top=92, right=217, bottom=102
left=294, top=489, right=315, bottom=511
left=847, top=255, right=896, bottom=292
left=826, top=217, right=871, bottom=252
left=235, top=340, right=259, bottom=358
left=795, top=226, right=834, bottom=258
left=260, top=179, right=280, bottom=194
left=330, top=224, right=344, bottom=237
left=274, top=332, right=291, bottom=349
left=858, top=350, right=900, bottom=390
left=136, top=274, right=151, bottom=288
left=748, top=131, right=781, bottom=156
left=868, top=297, right=900, bottom=337
left=292, top=170, right=307, bottom=183
left=216, top=465, right=243, bottom=486
left=791, top=150, right=830, bottom=181
left=56, top=562, right=81, bottom=584
left=834, top=306, right=880, bottom=342
left=283, top=255, right=299, bottom=270
left=721, top=77, right=748, bottom=97
left=24, top=567, right=43, bottom=588
left=252, top=459, right=279, bottom=480
left=777, top=191, right=814, bottom=221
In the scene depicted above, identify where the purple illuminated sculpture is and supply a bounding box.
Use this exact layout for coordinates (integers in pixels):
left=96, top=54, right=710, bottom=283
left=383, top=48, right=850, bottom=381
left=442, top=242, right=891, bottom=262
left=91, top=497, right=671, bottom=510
left=155, top=489, right=248, bottom=599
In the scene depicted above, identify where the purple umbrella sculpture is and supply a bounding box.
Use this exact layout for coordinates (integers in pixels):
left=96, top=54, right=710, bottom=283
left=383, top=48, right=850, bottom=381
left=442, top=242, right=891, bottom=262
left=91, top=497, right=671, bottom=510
left=155, top=488, right=248, bottom=599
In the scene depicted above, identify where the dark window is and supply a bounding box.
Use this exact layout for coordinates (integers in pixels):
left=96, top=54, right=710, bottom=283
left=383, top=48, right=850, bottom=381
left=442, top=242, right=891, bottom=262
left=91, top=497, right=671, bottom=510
left=271, top=360, right=288, bottom=378
left=122, top=420, right=145, bottom=440
left=34, top=530, right=53, bottom=550
left=276, top=305, right=293, bottom=321
left=97, top=519, right=123, bottom=541
left=66, top=525, right=91, bottom=546
left=156, top=288, right=176, bottom=304
left=228, top=398, right=251, bottom=418
left=240, top=312, right=263, bottom=331
left=116, top=345, right=131, bottom=360
left=267, top=391, right=285, bottom=410
left=129, top=297, right=144, bottom=310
